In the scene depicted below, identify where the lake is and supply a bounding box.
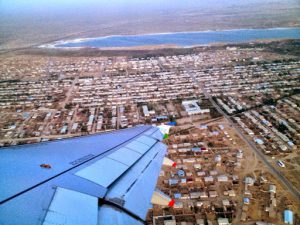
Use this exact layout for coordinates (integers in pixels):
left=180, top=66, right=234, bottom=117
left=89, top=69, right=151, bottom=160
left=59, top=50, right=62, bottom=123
left=53, top=27, right=300, bottom=48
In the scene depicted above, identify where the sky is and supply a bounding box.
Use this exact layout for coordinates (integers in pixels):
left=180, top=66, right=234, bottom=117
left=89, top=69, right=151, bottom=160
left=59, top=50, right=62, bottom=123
left=1, top=0, right=298, bottom=23
left=1, top=0, right=285, bottom=15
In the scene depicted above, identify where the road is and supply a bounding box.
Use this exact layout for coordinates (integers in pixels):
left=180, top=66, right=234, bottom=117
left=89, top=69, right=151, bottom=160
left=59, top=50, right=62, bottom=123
left=188, top=69, right=300, bottom=201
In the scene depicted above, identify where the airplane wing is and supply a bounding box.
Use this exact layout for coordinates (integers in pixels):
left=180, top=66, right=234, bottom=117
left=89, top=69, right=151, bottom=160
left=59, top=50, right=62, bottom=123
left=0, top=125, right=167, bottom=225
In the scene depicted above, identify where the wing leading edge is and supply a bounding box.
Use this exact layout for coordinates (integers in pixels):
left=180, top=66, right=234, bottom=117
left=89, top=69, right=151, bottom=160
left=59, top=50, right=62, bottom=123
left=0, top=125, right=167, bottom=225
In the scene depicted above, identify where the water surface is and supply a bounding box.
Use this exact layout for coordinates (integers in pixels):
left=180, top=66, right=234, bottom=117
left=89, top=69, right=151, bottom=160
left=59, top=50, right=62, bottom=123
left=54, top=28, right=300, bottom=48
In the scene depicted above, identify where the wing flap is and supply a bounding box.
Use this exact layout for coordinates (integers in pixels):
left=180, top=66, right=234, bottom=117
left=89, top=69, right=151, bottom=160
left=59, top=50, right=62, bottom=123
left=43, top=187, right=98, bottom=225
left=98, top=205, right=144, bottom=225
left=107, top=147, right=142, bottom=166
left=75, top=157, right=129, bottom=188
left=105, top=142, right=167, bottom=220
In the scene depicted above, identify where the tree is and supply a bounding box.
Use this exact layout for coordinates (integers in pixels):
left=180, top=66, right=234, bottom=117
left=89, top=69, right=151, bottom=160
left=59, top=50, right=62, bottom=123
left=277, top=123, right=287, bottom=133
left=65, top=103, right=73, bottom=110
left=263, top=98, right=276, bottom=106
left=81, top=125, right=88, bottom=132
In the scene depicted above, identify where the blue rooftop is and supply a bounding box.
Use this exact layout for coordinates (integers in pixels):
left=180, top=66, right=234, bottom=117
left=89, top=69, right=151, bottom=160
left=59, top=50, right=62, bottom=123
left=169, top=179, right=178, bottom=185
left=174, top=193, right=182, bottom=199
left=284, top=210, right=293, bottom=224
left=192, top=147, right=201, bottom=152
left=177, top=169, right=185, bottom=177
left=243, top=198, right=250, bottom=204
left=167, top=121, right=177, bottom=126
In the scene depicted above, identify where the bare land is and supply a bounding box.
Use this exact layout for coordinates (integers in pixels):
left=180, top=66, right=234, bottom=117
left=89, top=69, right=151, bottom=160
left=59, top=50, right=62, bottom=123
left=1, top=1, right=300, bottom=51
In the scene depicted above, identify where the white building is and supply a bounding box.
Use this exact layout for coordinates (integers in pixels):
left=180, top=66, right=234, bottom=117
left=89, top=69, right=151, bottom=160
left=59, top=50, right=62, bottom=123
left=182, top=100, right=210, bottom=115
left=218, top=218, right=229, bottom=225
left=142, top=105, right=150, bottom=117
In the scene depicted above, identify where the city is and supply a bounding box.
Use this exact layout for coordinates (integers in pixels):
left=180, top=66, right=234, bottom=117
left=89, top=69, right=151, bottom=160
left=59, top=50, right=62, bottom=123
left=0, top=40, right=299, bottom=224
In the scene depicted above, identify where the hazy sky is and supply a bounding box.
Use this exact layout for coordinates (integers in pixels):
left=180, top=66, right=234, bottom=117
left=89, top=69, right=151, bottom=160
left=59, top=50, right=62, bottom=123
left=1, top=0, right=299, bottom=29
left=2, top=0, right=289, bottom=15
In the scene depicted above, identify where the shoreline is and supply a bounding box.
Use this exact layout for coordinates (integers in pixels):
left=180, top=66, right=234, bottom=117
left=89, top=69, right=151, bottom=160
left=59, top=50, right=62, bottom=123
left=38, top=38, right=299, bottom=52
left=38, top=27, right=300, bottom=50
left=22, top=39, right=300, bottom=59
